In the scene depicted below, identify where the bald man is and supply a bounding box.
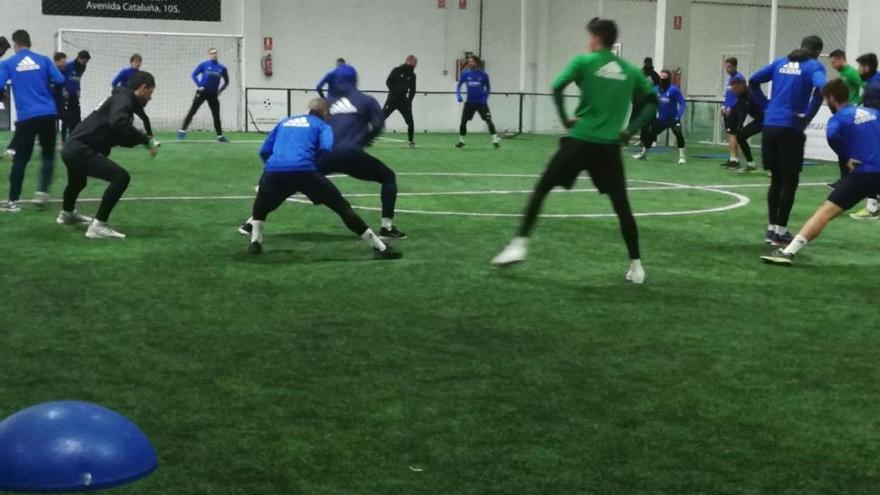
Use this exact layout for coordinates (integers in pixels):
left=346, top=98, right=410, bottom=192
left=383, top=55, right=418, bottom=148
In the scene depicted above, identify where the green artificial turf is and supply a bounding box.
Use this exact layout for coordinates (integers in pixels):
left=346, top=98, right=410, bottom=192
left=1, top=131, right=879, bottom=494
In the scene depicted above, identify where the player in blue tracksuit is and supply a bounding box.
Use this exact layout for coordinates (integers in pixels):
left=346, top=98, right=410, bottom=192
left=749, top=35, right=826, bottom=246
left=634, top=70, right=687, bottom=164
left=762, top=79, right=880, bottom=265
left=724, top=77, right=767, bottom=173
left=0, top=30, right=65, bottom=212
left=721, top=57, right=747, bottom=168
left=847, top=53, right=880, bottom=219
left=111, top=54, right=142, bottom=88
left=51, top=52, right=68, bottom=119
left=60, top=50, right=90, bottom=142
left=178, top=47, right=230, bottom=142
left=243, top=98, right=401, bottom=260
left=111, top=53, right=153, bottom=137
left=316, top=57, right=347, bottom=99
left=317, top=66, right=406, bottom=239
left=455, top=55, right=500, bottom=148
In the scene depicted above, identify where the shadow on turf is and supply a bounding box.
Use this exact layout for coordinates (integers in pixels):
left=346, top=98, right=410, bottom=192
left=271, top=232, right=354, bottom=242
left=230, top=248, right=370, bottom=264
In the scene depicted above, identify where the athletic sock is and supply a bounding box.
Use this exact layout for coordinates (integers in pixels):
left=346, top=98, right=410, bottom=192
left=492, top=134, right=500, bottom=143
left=867, top=198, right=879, bottom=213
left=381, top=217, right=393, bottom=229
left=250, top=220, right=264, bottom=244
left=768, top=223, right=777, bottom=232
left=679, top=148, right=686, bottom=158
left=361, top=228, right=387, bottom=251
left=730, top=156, right=739, bottom=163
left=458, top=136, right=466, bottom=144
left=783, top=234, right=808, bottom=255
left=630, top=259, right=643, bottom=270
left=748, top=161, right=755, bottom=167
left=93, top=219, right=106, bottom=227
left=776, top=225, right=788, bottom=235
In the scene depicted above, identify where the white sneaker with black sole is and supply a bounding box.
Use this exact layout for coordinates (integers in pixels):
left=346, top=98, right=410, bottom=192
left=0, top=201, right=21, bottom=213
left=85, top=221, right=126, bottom=239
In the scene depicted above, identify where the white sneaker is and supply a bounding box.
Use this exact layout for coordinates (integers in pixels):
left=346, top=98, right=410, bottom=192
left=34, top=191, right=50, bottom=209
left=3, top=148, right=15, bottom=159
left=0, top=201, right=21, bottom=213
left=56, top=210, right=93, bottom=225
left=633, top=152, right=647, bottom=161
left=491, top=237, right=528, bottom=266
left=678, top=157, right=687, bottom=165
left=625, top=261, right=646, bottom=285
left=85, top=221, right=126, bottom=239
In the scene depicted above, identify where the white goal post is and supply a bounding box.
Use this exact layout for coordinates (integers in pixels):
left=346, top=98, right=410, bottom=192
left=57, top=28, right=244, bottom=133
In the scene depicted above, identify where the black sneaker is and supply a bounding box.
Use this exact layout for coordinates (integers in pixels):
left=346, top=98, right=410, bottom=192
left=373, top=245, right=403, bottom=260
left=238, top=221, right=252, bottom=236
left=493, top=142, right=501, bottom=149
left=248, top=241, right=262, bottom=254
left=771, top=231, right=794, bottom=247
left=720, top=160, right=732, bottom=168
left=379, top=226, right=407, bottom=239
left=724, top=161, right=741, bottom=169
left=455, top=142, right=466, bottom=148
left=764, top=229, right=775, bottom=245
left=761, top=248, right=794, bottom=266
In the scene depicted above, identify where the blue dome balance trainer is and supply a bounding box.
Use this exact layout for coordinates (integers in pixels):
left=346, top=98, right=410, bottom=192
left=0, top=401, right=157, bottom=493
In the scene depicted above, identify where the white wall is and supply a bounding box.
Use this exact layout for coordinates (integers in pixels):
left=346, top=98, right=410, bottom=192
left=0, top=0, right=244, bottom=56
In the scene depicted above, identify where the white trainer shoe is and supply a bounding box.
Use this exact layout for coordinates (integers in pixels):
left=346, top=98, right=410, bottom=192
left=678, top=157, right=687, bottom=165
left=34, top=191, right=50, bottom=209
left=633, top=152, right=647, bottom=161
left=56, top=210, right=93, bottom=225
left=626, top=261, right=646, bottom=285
left=86, top=221, right=126, bottom=239
left=491, top=237, right=529, bottom=267
left=0, top=201, right=21, bottom=213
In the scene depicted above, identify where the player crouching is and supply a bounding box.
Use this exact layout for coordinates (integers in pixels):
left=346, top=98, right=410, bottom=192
left=762, top=79, right=880, bottom=266
left=245, top=98, right=402, bottom=260
left=57, top=71, right=160, bottom=239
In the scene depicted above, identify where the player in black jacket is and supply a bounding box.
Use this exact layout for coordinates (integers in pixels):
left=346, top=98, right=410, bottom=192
left=57, top=71, right=160, bottom=239
left=383, top=55, right=417, bottom=148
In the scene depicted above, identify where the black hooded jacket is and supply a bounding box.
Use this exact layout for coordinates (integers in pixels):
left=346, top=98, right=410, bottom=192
left=68, top=86, right=150, bottom=156
left=385, top=64, right=416, bottom=101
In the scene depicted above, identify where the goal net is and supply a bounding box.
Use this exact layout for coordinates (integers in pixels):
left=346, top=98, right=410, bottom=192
left=58, top=29, right=244, bottom=133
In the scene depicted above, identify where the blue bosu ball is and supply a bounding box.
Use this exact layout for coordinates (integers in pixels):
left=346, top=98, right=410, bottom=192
left=0, top=401, right=157, bottom=493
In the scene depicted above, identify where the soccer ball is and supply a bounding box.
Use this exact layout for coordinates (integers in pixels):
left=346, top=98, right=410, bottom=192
left=262, top=98, right=271, bottom=109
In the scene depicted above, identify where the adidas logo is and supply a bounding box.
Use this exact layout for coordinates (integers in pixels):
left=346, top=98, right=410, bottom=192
left=329, top=97, right=358, bottom=115
left=596, top=61, right=626, bottom=81
left=15, top=56, right=40, bottom=72
left=282, top=116, right=311, bottom=128
left=779, top=62, right=802, bottom=75
left=855, top=108, right=877, bottom=125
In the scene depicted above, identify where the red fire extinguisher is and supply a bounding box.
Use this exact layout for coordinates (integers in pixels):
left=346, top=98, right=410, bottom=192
left=261, top=53, right=273, bottom=77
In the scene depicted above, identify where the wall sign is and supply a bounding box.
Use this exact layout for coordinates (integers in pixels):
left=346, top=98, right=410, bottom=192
left=42, top=0, right=222, bottom=22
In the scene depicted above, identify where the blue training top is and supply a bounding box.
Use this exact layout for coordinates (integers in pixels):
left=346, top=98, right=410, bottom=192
left=656, top=84, right=686, bottom=123
left=827, top=105, right=880, bottom=174
left=749, top=55, right=826, bottom=130
left=260, top=113, right=334, bottom=173
left=723, top=72, right=745, bottom=109
left=64, top=60, right=85, bottom=97
left=457, top=69, right=491, bottom=104
left=112, top=67, right=137, bottom=88
left=192, top=60, right=229, bottom=94
left=0, top=49, right=65, bottom=121
left=317, top=64, right=357, bottom=99
left=326, top=84, right=384, bottom=154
